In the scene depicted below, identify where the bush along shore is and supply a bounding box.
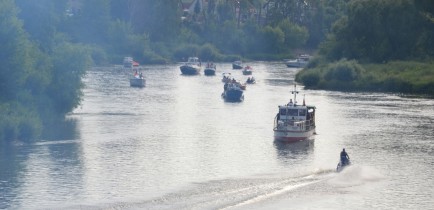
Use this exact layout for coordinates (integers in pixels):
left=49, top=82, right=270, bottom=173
left=295, top=59, right=434, bottom=97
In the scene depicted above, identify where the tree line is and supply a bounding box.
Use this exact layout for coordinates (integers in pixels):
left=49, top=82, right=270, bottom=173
left=296, top=0, right=434, bottom=96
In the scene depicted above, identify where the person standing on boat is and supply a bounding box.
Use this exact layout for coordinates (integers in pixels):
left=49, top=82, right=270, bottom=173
left=340, top=148, right=350, bottom=165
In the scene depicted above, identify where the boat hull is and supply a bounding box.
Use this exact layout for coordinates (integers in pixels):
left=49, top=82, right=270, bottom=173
left=233, top=65, right=243, bottom=69
left=286, top=62, right=307, bottom=68
left=232, top=63, right=243, bottom=69
left=180, top=66, right=200, bottom=75
left=130, top=78, right=145, bottom=87
left=273, top=128, right=315, bottom=142
left=222, top=89, right=244, bottom=102
left=204, top=68, right=216, bottom=76
left=242, top=70, right=252, bottom=75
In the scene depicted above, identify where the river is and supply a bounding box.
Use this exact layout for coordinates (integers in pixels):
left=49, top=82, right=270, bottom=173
left=1, top=62, right=433, bottom=209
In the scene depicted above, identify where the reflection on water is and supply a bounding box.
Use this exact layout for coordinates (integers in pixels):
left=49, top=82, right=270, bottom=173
left=274, top=139, right=315, bottom=158
left=273, top=139, right=315, bottom=169
left=41, top=119, right=79, bottom=141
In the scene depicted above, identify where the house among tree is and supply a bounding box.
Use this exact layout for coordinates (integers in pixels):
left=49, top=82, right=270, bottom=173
left=181, top=0, right=205, bottom=14
left=180, top=0, right=206, bottom=21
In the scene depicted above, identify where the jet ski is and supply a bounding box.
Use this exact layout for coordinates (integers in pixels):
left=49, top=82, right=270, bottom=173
left=336, top=158, right=351, bottom=172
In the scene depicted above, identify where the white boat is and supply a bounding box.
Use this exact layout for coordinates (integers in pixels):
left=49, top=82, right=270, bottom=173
left=130, top=72, right=145, bottom=87
left=180, top=57, right=201, bottom=75
left=123, top=57, right=134, bottom=68
left=285, top=54, right=310, bottom=68
left=232, top=60, right=243, bottom=69
left=273, top=84, right=316, bottom=142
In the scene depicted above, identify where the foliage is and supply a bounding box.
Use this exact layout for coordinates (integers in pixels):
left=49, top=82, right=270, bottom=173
left=319, top=0, right=434, bottom=62
left=296, top=60, right=434, bottom=96
left=0, top=1, right=90, bottom=142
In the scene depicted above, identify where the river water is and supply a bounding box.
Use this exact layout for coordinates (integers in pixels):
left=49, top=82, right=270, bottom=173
left=1, top=62, right=433, bottom=209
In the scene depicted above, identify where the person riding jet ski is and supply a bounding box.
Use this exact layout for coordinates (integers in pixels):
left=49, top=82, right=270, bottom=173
left=337, top=148, right=351, bottom=172
left=340, top=148, right=350, bottom=166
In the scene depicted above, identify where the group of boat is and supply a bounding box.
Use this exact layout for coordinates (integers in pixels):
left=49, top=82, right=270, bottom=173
left=123, top=56, right=350, bottom=172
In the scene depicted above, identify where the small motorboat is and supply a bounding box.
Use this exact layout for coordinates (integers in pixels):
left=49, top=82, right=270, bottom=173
left=246, top=77, right=256, bottom=84
left=204, top=62, right=216, bottom=76
left=222, top=82, right=244, bottom=102
left=232, top=60, right=243, bottom=69
left=242, top=66, right=253, bottom=75
left=180, top=57, right=202, bottom=75
left=130, top=71, right=145, bottom=87
left=222, top=73, right=232, bottom=83
left=336, top=158, right=351, bottom=172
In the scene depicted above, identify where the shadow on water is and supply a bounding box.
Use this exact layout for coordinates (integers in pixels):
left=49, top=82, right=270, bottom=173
left=41, top=118, right=79, bottom=141
left=264, top=78, right=294, bottom=86
left=273, top=139, right=315, bottom=159
left=0, top=118, right=82, bottom=209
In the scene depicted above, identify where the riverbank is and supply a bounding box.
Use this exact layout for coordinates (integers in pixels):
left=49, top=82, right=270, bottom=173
left=295, top=59, right=434, bottom=97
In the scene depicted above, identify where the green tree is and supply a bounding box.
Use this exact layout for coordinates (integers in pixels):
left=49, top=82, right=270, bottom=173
left=15, top=0, right=68, bottom=52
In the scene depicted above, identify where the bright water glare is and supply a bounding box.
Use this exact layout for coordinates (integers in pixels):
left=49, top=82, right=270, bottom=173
left=1, top=62, right=433, bottom=209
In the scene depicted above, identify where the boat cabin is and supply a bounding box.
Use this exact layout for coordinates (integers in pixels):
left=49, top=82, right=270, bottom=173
left=277, top=102, right=316, bottom=123
left=187, top=57, right=200, bottom=63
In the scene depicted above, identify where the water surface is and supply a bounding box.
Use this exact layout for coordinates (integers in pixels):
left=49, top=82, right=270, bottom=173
left=1, top=62, right=433, bottom=209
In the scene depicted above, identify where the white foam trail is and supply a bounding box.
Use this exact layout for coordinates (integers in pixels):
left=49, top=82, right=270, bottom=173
left=328, top=165, right=386, bottom=187
left=219, top=179, right=322, bottom=210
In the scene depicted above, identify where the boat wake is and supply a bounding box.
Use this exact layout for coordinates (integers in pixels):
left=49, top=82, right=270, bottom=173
left=328, top=165, right=386, bottom=188
left=65, top=166, right=384, bottom=210
left=93, top=170, right=336, bottom=210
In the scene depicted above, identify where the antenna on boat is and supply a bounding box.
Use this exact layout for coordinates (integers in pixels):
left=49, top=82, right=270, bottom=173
left=291, top=84, right=299, bottom=104
left=303, top=94, right=306, bottom=106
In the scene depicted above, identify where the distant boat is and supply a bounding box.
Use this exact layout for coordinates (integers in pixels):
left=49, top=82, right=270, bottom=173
left=232, top=60, right=243, bottom=69
left=246, top=77, right=256, bottom=84
left=273, top=84, right=316, bottom=142
left=123, top=57, right=134, bottom=68
left=130, top=71, right=145, bottom=87
left=242, top=66, right=253, bottom=75
left=204, top=62, right=216, bottom=76
left=285, top=54, right=310, bottom=68
left=123, top=57, right=140, bottom=69
left=180, top=57, right=201, bottom=75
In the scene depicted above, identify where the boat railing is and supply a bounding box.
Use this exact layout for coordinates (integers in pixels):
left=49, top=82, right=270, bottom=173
left=274, top=115, right=315, bottom=131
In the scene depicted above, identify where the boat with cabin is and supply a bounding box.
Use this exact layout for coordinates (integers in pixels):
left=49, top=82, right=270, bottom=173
left=232, top=60, right=243, bottom=69
left=285, top=54, right=310, bottom=68
left=180, top=57, right=201, bottom=75
left=273, top=84, right=316, bottom=142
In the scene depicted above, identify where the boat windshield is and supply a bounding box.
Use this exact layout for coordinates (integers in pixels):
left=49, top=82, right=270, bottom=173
left=280, top=108, right=306, bottom=116
left=188, top=57, right=199, bottom=63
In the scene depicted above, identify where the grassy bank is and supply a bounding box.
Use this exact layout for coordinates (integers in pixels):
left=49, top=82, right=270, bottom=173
left=295, top=59, right=434, bottom=97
